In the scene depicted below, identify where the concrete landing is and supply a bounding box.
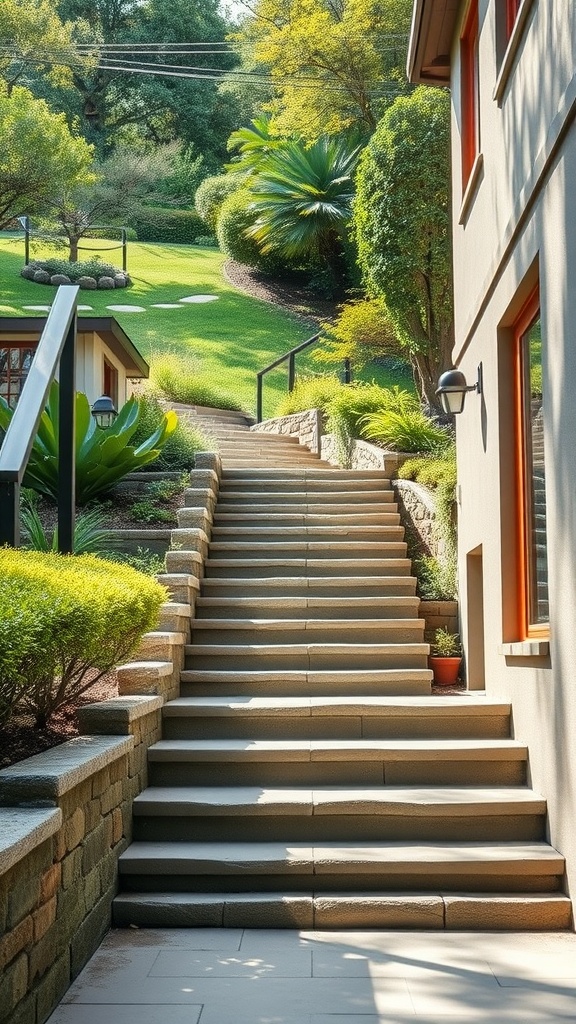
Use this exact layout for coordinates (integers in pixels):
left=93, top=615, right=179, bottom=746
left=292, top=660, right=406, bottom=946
left=47, top=926, right=576, bottom=1022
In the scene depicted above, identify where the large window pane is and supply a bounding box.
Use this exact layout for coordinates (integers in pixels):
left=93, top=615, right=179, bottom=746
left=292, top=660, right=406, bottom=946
left=520, top=315, right=548, bottom=626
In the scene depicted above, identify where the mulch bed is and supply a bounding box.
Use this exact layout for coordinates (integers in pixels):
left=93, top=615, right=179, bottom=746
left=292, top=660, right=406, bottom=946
left=223, top=259, right=339, bottom=325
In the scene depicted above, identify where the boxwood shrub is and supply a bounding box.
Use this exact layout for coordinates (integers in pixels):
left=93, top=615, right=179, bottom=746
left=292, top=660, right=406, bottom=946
left=130, top=207, right=205, bottom=244
left=0, top=549, right=166, bottom=727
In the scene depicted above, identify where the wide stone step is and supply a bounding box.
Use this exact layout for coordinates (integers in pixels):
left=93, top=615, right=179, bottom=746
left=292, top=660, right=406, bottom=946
left=148, top=735, right=526, bottom=786
left=159, top=692, right=516, bottom=741
left=179, top=668, right=431, bottom=699
left=215, top=501, right=398, bottom=515
left=221, top=469, right=391, bottom=480
left=219, top=478, right=392, bottom=493
left=112, top=889, right=573, bottom=930
left=195, top=595, right=420, bottom=619
left=200, top=576, right=418, bottom=597
left=131, top=785, right=546, bottom=843
left=213, top=512, right=402, bottom=527
left=211, top=525, right=405, bottom=541
left=184, top=642, right=429, bottom=671
left=203, top=558, right=413, bottom=578
left=117, top=840, right=565, bottom=894
left=188, top=618, right=425, bottom=646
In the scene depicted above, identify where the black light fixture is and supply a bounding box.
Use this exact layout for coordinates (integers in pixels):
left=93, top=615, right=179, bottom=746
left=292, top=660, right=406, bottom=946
left=436, top=365, right=483, bottom=415
left=91, top=394, right=117, bottom=428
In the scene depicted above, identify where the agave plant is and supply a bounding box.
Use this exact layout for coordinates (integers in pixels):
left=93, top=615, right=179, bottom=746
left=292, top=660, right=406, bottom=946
left=0, top=382, right=177, bottom=504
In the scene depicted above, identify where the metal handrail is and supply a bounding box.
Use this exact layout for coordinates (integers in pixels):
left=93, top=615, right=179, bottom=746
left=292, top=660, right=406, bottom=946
left=0, top=285, right=78, bottom=551
left=255, top=332, right=352, bottom=422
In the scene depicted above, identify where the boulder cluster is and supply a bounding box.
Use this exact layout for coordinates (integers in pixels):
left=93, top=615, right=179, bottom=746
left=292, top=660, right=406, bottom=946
left=21, top=264, right=131, bottom=290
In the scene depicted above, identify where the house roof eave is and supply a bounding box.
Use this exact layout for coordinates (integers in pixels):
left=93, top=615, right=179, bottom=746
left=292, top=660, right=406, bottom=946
left=407, top=0, right=461, bottom=85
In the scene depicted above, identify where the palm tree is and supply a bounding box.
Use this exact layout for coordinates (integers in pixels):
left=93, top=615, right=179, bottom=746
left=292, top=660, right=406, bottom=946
left=246, top=135, right=362, bottom=292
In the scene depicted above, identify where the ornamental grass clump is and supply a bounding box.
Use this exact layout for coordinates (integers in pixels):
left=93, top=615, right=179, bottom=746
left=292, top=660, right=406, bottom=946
left=149, top=353, right=245, bottom=412
left=0, top=549, right=166, bottom=728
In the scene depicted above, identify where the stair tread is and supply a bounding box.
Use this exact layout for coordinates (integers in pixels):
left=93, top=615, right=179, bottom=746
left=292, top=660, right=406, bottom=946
left=189, top=618, right=425, bottom=630
left=133, top=784, right=545, bottom=815
left=119, top=839, right=564, bottom=874
left=148, top=738, right=526, bottom=761
left=163, top=695, right=513, bottom=717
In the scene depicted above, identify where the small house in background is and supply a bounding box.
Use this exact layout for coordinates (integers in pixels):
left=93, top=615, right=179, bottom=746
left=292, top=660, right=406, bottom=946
left=408, top=1, right=576, bottom=907
left=0, top=316, right=148, bottom=410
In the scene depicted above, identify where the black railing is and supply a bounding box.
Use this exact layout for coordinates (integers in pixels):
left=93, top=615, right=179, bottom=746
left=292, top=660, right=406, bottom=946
left=256, top=332, right=351, bottom=423
left=0, top=286, right=78, bottom=552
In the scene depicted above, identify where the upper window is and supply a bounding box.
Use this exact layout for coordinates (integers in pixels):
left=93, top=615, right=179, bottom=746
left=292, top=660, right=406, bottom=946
left=0, top=346, right=34, bottom=407
left=514, top=290, right=548, bottom=637
left=460, top=0, right=480, bottom=191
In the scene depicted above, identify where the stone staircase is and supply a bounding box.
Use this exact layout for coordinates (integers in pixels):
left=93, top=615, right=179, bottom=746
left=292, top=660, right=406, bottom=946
left=114, top=408, right=570, bottom=930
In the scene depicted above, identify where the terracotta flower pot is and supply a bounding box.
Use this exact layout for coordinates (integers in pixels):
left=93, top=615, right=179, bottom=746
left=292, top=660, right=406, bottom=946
left=429, top=656, right=462, bottom=686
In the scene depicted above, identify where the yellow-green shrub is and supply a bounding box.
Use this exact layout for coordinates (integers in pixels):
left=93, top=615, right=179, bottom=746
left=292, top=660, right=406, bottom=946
left=0, top=550, right=166, bottom=727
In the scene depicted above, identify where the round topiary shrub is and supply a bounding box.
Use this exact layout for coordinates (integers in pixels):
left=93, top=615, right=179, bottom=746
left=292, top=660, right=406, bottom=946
left=77, top=276, right=97, bottom=289
left=97, top=276, right=115, bottom=289
left=217, top=190, right=287, bottom=274
left=50, top=274, right=72, bottom=285
left=33, top=269, right=50, bottom=284
left=195, top=174, right=239, bottom=231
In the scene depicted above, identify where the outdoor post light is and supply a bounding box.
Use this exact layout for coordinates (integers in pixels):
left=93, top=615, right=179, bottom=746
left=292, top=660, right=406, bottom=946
left=436, top=365, right=483, bottom=415
left=91, top=395, right=117, bottom=428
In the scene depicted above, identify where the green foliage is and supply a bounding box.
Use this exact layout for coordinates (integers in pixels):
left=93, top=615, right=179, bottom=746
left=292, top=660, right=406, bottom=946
left=194, top=173, right=240, bottom=231
left=413, top=555, right=455, bottom=601
left=0, top=0, right=83, bottom=91
left=146, top=477, right=187, bottom=502
left=131, top=206, right=206, bottom=245
left=326, top=383, right=418, bottom=463
left=129, top=498, right=175, bottom=524
left=0, top=548, right=165, bottom=727
left=431, top=626, right=461, bottom=657
left=157, top=146, right=206, bottom=207
left=20, top=503, right=121, bottom=555
left=359, top=409, right=451, bottom=453
left=0, top=84, right=94, bottom=230
left=399, top=445, right=458, bottom=599
left=107, top=547, right=165, bottom=577
left=274, top=374, right=343, bottom=417
left=149, top=353, right=245, bottom=412
left=216, top=189, right=286, bottom=274
left=354, top=87, right=453, bottom=410
left=316, top=298, right=398, bottom=368
left=26, top=257, right=123, bottom=282
left=398, top=447, right=457, bottom=489
left=131, top=394, right=210, bottom=470
left=0, top=383, right=178, bottom=505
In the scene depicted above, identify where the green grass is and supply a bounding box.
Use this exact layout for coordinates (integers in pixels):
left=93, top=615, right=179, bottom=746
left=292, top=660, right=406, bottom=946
left=0, top=235, right=413, bottom=417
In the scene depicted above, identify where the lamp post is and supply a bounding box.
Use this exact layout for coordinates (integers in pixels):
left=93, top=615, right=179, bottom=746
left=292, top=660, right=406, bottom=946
left=91, top=395, right=117, bottom=429
left=436, top=365, right=483, bottom=415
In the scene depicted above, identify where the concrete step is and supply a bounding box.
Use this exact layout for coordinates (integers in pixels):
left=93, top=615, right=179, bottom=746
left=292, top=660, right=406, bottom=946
left=213, top=512, right=402, bottom=527
left=219, top=478, right=392, bottom=493
left=203, top=558, right=413, bottom=579
left=113, top=889, right=573, bottom=930
left=184, top=642, right=429, bottom=672
left=131, top=785, right=546, bottom=843
left=214, top=501, right=398, bottom=515
left=188, top=618, right=425, bottom=646
left=179, top=668, right=432, bottom=698
left=207, top=541, right=408, bottom=560
left=117, top=840, right=565, bottom=893
left=162, top=692, right=516, bottom=741
left=199, top=576, right=418, bottom=597
left=149, top=734, right=526, bottom=786
left=194, top=595, right=421, bottom=619
left=221, top=469, right=391, bottom=480
left=210, top=525, right=405, bottom=541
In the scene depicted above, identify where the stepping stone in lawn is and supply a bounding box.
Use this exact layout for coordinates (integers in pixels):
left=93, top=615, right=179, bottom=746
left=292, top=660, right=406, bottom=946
left=151, top=303, right=185, bottom=309
left=179, top=294, right=219, bottom=303
left=77, top=305, right=94, bottom=311
left=23, top=305, right=51, bottom=311
left=106, top=304, right=146, bottom=313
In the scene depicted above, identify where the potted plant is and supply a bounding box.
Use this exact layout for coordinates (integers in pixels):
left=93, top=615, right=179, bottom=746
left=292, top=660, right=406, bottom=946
left=429, top=627, right=462, bottom=686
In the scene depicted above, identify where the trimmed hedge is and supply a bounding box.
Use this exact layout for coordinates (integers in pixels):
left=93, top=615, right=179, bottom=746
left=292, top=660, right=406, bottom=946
left=0, top=549, right=166, bottom=727
left=131, top=206, right=206, bottom=244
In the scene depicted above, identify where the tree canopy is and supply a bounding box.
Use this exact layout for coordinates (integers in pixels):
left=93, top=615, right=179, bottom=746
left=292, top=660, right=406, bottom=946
left=235, top=0, right=412, bottom=142
left=0, top=0, right=83, bottom=92
left=354, top=86, right=454, bottom=411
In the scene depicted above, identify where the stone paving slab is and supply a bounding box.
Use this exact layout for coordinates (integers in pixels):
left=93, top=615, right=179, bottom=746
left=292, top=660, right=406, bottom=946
left=47, top=928, right=576, bottom=1023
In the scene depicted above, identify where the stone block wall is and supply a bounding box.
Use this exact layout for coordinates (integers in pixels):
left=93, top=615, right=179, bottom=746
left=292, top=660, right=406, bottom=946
left=394, top=479, right=440, bottom=560
left=253, top=409, right=322, bottom=456
left=420, top=600, right=459, bottom=644
left=320, top=434, right=413, bottom=476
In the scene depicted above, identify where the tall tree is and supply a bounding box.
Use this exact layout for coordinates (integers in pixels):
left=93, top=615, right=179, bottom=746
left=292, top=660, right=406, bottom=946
left=353, top=87, right=454, bottom=412
left=0, top=84, right=94, bottom=230
left=0, top=0, right=83, bottom=93
left=235, top=0, right=412, bottom=142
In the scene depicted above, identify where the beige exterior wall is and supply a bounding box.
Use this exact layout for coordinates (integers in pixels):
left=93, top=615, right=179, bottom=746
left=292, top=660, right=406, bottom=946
left=75, top=331, right=129, bottom=407
left=449, top=1, right=576, bottom=896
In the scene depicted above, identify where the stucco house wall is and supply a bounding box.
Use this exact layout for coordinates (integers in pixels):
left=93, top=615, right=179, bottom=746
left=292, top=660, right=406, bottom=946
left=410, top=0, right=576, bottom=902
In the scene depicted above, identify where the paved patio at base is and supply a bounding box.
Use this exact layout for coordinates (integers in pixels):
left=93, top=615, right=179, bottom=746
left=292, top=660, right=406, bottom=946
left=47, top=927, right=576, bottom=1023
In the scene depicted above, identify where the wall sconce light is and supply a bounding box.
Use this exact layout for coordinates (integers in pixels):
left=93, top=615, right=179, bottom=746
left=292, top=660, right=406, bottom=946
left=436, top=365, right=483, bottom=415
left=91, top=395, right=118, bottom=429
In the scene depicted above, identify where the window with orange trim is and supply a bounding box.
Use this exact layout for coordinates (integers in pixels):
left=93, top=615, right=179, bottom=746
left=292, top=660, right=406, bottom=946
left=460, top=0, right=479, bottom=191
left=514, top=290, right=548, bottom=637
left=103, top=357, right=118, bottom=408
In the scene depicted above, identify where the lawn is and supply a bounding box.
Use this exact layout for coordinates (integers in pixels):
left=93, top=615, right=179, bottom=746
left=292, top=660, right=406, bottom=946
left=0, top=235, right=413, bottom=418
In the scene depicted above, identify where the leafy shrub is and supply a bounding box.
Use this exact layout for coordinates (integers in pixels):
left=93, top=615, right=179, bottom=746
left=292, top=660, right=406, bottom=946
left=21, top=504, right=121, bottom=555
left=0, top=549, right=165, bottom=727
left=106, top=546, right=165, bottom=576
left=216, top=189, right=287, bottom=274
left=399, top=444, right=458, bottom=599
left=430, top=626, right=461, bottom=657
left=149, top=353, right=245, bottom=412
left=315, top=298, right=399, bottom=368
left=0, top=383, right=177, bottom=505
left=413, top=554, right=456, bottom=601
left=194, top=235, right=218, bottom=247
left=274, top=374, right=342, bottom=417
left=146, top=477, right=187, bottom=502
left=359, top=408, right=452, bottom=453
left=195, top=173, right=239, bottom=231
left=129, top=498, right=175, bottom=524
left=131, top=394, right=212, bottom=470
left=130, top=206, right=205, bottom=244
